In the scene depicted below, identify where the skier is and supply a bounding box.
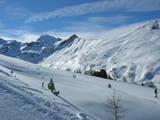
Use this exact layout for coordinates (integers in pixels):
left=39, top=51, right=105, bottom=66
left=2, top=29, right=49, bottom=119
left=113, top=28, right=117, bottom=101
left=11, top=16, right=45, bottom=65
left=154, top=87, right=158, bottom=98
left=73, top=72, right=76, bottom=78
left=42, top=82, right=44, bottom=88
left=48, top=78, right=59, bottom=95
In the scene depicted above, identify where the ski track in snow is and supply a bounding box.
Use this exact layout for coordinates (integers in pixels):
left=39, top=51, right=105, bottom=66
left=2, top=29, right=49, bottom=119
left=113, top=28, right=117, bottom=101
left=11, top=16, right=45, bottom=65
left=0, top=64, right=96, bottom=120
left=0, top=78, right=82, bottom=120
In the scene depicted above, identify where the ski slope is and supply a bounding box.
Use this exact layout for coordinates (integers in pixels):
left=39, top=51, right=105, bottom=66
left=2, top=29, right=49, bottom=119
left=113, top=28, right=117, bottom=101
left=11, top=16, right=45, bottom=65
left=0, top=54, right=160, bottom=120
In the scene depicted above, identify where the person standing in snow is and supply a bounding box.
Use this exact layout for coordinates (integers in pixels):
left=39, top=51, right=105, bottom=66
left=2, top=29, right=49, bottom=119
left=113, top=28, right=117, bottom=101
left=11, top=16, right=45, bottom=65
left=42, top=82, right=44, bottom=88
left=48, top=78, right=59, bottom=95
left=48, top=78, right=55, bottom=92
left=73, top=72, right=76, bottom=78
left=154, top=87, right=158, bottom=98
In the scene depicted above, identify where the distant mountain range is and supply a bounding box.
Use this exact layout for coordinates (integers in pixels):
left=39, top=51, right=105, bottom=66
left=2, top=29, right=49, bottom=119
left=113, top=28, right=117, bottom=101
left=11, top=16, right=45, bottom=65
left=0, top=20, right=160, bottom=86
left=0, top=34, right=79, bottom=63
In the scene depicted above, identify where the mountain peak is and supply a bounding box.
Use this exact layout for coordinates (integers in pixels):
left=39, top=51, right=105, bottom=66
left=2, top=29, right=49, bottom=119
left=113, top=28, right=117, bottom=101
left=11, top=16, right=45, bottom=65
left=37, top=34, right=60, bottom=44
left=0, top=38, right=6, bottom=44
left=68, top=34, right=79, bottom=40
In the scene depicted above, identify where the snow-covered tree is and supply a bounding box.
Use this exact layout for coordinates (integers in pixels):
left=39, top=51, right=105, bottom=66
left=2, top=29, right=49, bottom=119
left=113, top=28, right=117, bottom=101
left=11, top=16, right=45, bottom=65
left=106, top=89, right=125, bottom=120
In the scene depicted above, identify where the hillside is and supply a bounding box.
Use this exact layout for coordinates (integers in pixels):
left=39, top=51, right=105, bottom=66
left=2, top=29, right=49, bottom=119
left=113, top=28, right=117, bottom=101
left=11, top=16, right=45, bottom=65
left=0, top=54, right=160, bottom=120
left=41, top=20, right=160, bottom=87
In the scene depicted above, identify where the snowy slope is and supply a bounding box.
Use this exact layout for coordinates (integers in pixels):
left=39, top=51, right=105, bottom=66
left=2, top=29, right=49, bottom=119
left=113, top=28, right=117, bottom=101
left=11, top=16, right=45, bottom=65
left=0, top=54, right=160, bottom=120
left=0, top=54, right=89, bottom=120
left=42, top=20, right=160, bottom=86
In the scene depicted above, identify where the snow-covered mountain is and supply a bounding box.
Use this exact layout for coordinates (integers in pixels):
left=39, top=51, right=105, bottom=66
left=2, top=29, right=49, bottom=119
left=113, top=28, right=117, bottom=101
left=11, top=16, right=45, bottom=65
left=0, top=20, right=160, bottom=86
left=0, top=54, right=160, bottom=120
left=37, top=34, right=61, bottom=44
left=0, top=35, right=62, bottom=63
left=0, top=38, right=6, bottom=44
left=41, top=20, right=160, bottom=86
left=0, top=34, right=79, bottom=63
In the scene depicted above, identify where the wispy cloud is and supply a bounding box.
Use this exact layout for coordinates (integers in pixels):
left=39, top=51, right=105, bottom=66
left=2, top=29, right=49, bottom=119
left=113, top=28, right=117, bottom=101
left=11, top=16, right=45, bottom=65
left=88, top=15, right=133, bottom=24
left=64, top=21, right=108, bottom=32
left=25, top=0, right=160, bottom=23
left=0, top=29, right=39, bottom=42
left=58, top=14, right=134, bottom=35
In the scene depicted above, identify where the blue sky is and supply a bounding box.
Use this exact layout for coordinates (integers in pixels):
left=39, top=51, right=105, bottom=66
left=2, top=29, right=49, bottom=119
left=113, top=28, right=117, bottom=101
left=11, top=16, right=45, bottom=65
left=0, top=0, right=160, bottom=42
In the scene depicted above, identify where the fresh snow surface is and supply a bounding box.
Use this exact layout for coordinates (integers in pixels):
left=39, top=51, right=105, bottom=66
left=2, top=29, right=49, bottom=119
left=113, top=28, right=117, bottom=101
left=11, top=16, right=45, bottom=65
left=0, top=54, right=160, bottom=120
left=42, top=20, right=160, bottom=87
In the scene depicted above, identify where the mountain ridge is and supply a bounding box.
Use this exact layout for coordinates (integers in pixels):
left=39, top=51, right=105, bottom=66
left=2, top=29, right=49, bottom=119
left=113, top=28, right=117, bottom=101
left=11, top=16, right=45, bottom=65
left=41, top=20, right=160, bottom=86
left=0, top=34, right=79, bottom=63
